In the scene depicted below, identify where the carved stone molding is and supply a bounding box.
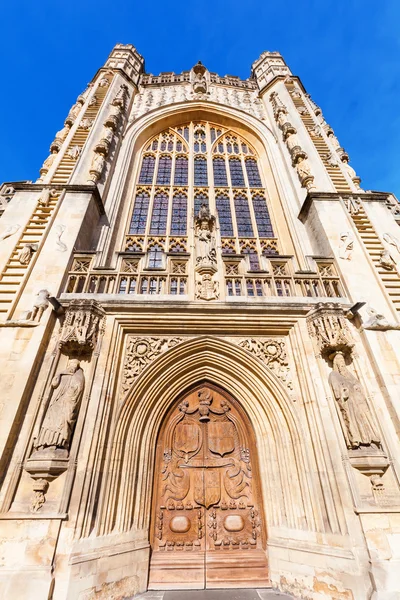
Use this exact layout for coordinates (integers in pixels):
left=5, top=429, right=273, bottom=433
left=121, top=336, right=183, bottom=398
left=234, top=338, right=293, bottom=390
left=307, top=302, right=354, bottom=358
left=59, top=299, right=106, bottom=355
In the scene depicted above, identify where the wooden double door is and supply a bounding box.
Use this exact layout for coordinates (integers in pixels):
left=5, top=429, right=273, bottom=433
left=148, top=385, right=269, bottom=589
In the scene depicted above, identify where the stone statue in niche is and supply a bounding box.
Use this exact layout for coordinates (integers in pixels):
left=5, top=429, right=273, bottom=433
left=295, top=156, right=316, bottom=191
left=195, top=204, right=216, bottom=267
left=191, top=61, right=208, bottom=96
left=339, top=231, right=354, bottom=260
left=329, top=352, right=381, bottom=450
left=33, top=359, right=85, bottom=454
left=88, top=151, right=106, bottom=183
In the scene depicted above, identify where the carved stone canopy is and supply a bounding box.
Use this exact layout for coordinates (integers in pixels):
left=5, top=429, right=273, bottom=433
left=307, top=303, right=354, bottom=358
left=59, top=299, right=106, bottom=354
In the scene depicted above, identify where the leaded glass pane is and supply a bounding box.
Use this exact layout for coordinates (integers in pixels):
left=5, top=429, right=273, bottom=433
left=216, top=195, right=234, bottom=237
left=252, top=195, right=274, bottom=237
left=138, top=155, right=155, bottom=184
left=229, top=158, right=245, bottom=187
left=194, top=192, right=208, bottom=215
left=174, top=156, right=188, bottom=185
left=213, top=157, right=228, bottom=186
left=148, top=244, right=164, bottom=268
left=245, top=159, right=262, bottom=187
left=129, top=192, right=150, bottom=234
left=171, top=193, right=187, bottom=235
left=150, top=193, right=168, bottom=235
left=234, top=195, right=254, bottom=237
left=194, top=157, right=208, bottom=186
left=156, top=155, right=172, bottom=185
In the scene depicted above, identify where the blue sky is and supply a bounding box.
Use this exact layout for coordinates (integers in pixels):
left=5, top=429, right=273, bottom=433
left=1, top=1, right=399, bottom=197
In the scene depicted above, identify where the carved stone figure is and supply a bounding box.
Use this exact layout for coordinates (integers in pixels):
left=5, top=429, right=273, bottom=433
left=38, top=188, right=56, bottom=208
left=89, top=95, right=98, bottom=107
left=379, top=249, right=394, bottom=270
left=363, top=306, right=400, bottom=331
left=324, top=152, right=340, bottom=168
left=0, top=224, right=20, bottom=242
left=192, top=61, right=208, bottom=95
left=55, top=224, right=67, bottom=252
left=30, top=289, right=51, bottom=322
left=382, top=233, right=400, bottom=275
left=39, top=151, right=57, bottom=177
left=195, top=205, right=216, bottom=267
left=17, top=243, right=38, bottom=265
left=295, top=157, right=316, bottom=191
left=307, top=124, right=322, bottom=137
left=66, top=99, right=84, bottom=124
left=112, top=84, right=129, bottom=108
left=98, top=76, right=110, bottom=87
left=327, top=131, right=341, bottom=150
left=339, top=231, right=354, bottom=260
left=96, top=126, right=114, bottom=152
left=51, top=125, right=70, bottom=151
left=341, top=156, right=362, bottom=190
left=66, top=145, right=82, bottom=160
left=88, top=151, right=106, bottom=183
left=80, top=118, right=94, bottom=130
left=329, top=352, right=381, bottom=450
left=34, top=360, right=85, bottom=453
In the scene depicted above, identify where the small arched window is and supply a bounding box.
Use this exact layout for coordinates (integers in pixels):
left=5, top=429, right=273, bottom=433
left=194, top=192, right=208, bottom=215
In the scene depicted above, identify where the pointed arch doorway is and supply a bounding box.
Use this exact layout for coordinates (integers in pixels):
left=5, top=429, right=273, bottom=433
left=148, top=383, right=269, bottom=590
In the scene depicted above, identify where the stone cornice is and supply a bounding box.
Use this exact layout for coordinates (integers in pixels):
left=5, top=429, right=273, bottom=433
left=298, top=190, right=392, bottom=222
left=8, top=182, right=105, bottom=215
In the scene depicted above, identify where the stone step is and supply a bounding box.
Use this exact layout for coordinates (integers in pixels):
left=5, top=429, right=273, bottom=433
left=134, top=590, right=297, bottom=600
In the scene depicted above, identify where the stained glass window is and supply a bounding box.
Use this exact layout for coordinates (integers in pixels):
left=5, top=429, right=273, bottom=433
left=138, top=155, right=155, bottom=184
left=156, top=155, right=172, bottom=185
left=252, top=195, right=274, bottom=237
left=229, top=158, right=245, bottom=187
left=213, top=157, right=228, bottom=187
left=242, top=247, right=260, bottom=271
left=245, top=159, right=262, bottom=187
left=150, top=193, right=168, bottom=235
left=171, top=193, right=187, bottom=235
left=129, top=191, right=150, bottom=234
left=194, top=192, right=208, bottom=216
left=194, top=156, right=208, bottom=186
left=234, top=195, right=254, bottom=237
left=216, top=195, right=234, bottom=237
left=174, top=156, right=188, bottom=185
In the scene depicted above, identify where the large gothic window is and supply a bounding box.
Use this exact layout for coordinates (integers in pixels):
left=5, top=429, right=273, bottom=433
left=125, top=122, right=277, bottom=292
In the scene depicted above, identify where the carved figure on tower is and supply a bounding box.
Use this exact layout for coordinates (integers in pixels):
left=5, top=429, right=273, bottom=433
left=195, top=204, right=216, bottom=267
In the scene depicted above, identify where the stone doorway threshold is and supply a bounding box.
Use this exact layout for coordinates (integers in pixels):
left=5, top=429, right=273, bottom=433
left=137, top=590, right=297, bottom=600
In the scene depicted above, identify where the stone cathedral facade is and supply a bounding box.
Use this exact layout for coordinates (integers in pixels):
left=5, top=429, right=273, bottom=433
left=1, top=42, right=400, bottom=600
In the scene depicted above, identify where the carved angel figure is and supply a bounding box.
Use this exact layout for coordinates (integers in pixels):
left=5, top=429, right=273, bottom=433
left=329, top=353, right=380, bottom=449
left=34, top=359, right=85, bottom=452
left=339, top=232, right=354, bottom=260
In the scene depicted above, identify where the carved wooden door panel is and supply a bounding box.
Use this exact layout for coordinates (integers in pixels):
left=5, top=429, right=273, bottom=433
left=148, top=386, right=269, bottom=589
